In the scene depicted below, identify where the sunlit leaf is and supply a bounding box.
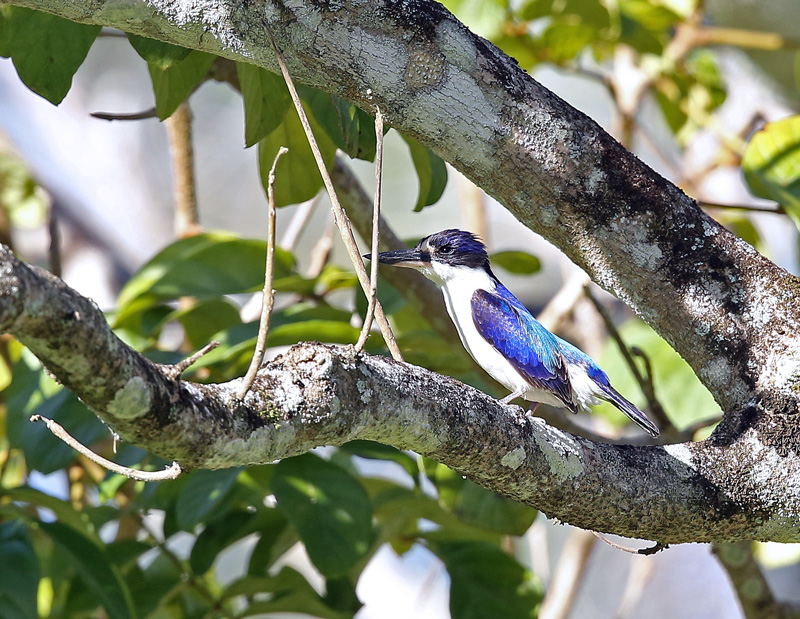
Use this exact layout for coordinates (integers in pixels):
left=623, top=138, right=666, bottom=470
left=0, top=153, right=49, bottom=228
left=271, top=453, right=375, bottom=578
left=491, top=250, right=541, bottom=274
left=238, top=62, right=291, bottom=148
left=401, top=134, right=448, bottom=211
left=742, top=115, right=800, bottom=230
left=596, top=319, right=721, bottom=430
left=441, top=0, right=507, bottom=39
left=4, top=7, right=99, bottom=104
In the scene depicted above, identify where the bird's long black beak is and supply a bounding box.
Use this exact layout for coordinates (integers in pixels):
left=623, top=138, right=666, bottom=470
left=363, top=248, right=429, bottom=269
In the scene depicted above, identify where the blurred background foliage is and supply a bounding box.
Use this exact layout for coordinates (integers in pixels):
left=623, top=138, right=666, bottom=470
left=1, top=0, right=800, bottom=617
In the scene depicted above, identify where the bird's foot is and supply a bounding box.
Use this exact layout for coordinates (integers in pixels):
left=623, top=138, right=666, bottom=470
left=500, top=390, right=525, bottom=405
left=527, top=402, right=540, bottom=414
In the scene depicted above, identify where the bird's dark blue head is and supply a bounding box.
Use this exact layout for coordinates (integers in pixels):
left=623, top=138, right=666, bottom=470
left=365, top=229, right=491, bottom=275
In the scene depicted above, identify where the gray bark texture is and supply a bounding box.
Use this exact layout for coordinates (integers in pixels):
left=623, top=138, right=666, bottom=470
left=3, top=0, right=800, bottom=543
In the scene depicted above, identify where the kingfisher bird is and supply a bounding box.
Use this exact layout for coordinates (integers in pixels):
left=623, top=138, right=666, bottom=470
left=367, top=229, right=659, bottom=437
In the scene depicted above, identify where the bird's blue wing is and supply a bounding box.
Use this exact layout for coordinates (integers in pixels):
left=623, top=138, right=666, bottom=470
left=471, top=288, right=575, bottom=410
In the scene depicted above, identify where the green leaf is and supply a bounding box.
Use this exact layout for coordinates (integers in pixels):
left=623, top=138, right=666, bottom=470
left=0, top=6, right=12, bottom=58
left=0, top=521, right=39, bottom=619
left=271, top=453, right=375, bottom=578
left=39, top=521, right=136, bottom=619
left=299, top=86, right=377, bottom=161
left=455, top=480, right=537, bottom=536
left=148, top=50, right=216, bottom=119
left=518, top=0, right=553, bottom=21
left=490, top=250, right=541, bottom=275
left=246, top=510, right=293, bottom=576
left=742, top=115, right=800, bottom=230
left=441, top=0, right=507, bottom=39
left=4, top=7, right=99, bottom=104
left=1, top=486, right=93, bottom=534
left=116, top=232, right=295, bottom=311
left=224, top=568, right=352, bottom=619
left=597, top=319, right=721, bottom=429
left=127, top=33, right=191, bottom=69
left=168, top=297, right=242, bottom=349
left=258, top=106, right=338, bottom=207
left=190, top=510, right=255, bottom=574
left=175, top=468, right=242, bottom=532
left=402, top=134, right=448, bottom=211
left=125, top=551, right=181, bottom=617
left=339, top=440, right=419, bottom=481
left=0, top=153, right=49, bottom=228
left=237, top=62, right=291, bottom=148
left=5, top=354, right=105, bottom=474
left=432, top=540, right=542, bottom=619
left=539, top=21, right=596, bottom=62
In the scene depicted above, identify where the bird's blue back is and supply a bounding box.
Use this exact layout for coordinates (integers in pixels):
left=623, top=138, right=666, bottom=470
left=472, top=281, right=575, bottom=410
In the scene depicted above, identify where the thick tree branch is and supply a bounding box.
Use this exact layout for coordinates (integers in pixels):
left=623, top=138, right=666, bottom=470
left=1, top=245, right=798, bottom=543
left=8, top=0, right=800, bottom=423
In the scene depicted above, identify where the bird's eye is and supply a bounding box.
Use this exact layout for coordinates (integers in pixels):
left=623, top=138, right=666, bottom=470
left=439, top=245, right=454, bottom=255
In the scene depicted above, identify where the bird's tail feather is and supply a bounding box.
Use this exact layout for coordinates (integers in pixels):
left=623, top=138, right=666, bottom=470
left=597, top=384, right=659, bottom=437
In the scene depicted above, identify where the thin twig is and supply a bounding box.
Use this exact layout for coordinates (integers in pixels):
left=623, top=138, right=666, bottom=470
left=539, top=528, right=597, bottom=619
left=355, top=109, right=384, bottom=352
left=239, top=147, right=287, bottom=400
left=699, top=200, right=784, bottom=214
left=48, top=203, right=62, bottom=279
left=90, top=108, right=158, bottom=121
left=279, top=197, right=318, bottom=251
left=265, top=25, right=403, bottom=362
left=584, top=287, right=672, bottom=432
left=591, top=531, right=667, bottom=555
left=30, top=415, right=182, bottom=481
left=163, top=341, right=220, bottom=380
left=166, top=100, right=201, bottom=238
left=307, top=215, right=336, bottom=279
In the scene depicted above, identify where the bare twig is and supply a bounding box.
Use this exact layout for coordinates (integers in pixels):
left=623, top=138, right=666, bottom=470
left=238, top=147, right=287, bottom=400
left=591, top=532, right=666, bottom=555
left=584, top=287, right=672, bottom=432
left=539, top=528, right=597, bottom=619
left=166, top=100, right=201, bottom=238
left=162, top=341, right=220, bottom=380
left=356, top=108, right=384, bottom=352
left=265, top=26, right=403, bottom=362
left=48, top=203, right=62, bottom=278
left=699, top=200, right=785, bottom=214
left=90, top=108, right=158, bottom=121
left=30, top=415, right=182, bottom=481
left=307, top=215, right=336, bottom=279
left=279, top=197, right=318, bottom=251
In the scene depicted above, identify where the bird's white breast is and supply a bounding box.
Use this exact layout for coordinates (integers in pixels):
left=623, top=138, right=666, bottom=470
left=432, top=263, right=565, bottom=408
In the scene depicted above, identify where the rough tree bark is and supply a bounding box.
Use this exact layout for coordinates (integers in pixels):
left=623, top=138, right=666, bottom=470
left=3, top=0, right=800, bottom=542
